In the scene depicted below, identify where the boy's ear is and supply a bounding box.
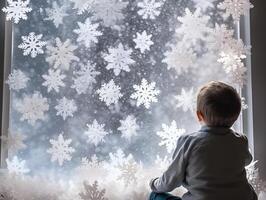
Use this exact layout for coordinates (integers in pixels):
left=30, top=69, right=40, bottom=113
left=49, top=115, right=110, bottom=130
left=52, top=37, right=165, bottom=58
left=196, top=111, right=204, bottom=122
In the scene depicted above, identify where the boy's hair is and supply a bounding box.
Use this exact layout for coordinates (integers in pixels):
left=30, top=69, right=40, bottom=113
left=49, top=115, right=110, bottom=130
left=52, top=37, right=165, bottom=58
left=197, top=81, right=241, bottom=127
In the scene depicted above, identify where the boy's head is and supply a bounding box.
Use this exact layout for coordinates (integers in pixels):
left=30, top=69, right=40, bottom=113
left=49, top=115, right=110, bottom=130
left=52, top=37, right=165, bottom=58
left=196, top=81, right=241, bottom=127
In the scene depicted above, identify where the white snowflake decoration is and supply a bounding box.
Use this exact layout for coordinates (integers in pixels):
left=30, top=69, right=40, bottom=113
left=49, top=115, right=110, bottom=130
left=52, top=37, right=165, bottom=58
left=73, top=18, right=102, bottom=48
left=70, top=0, right=96, bottom=14
left=118, top=115, right=139, bottom=141
left=131, top=79, right=160, bottom=109
left=175, top=88, right=195, bottom=113
left=103, top=43, right=135, bottom=76
left=47, top=133, right=75, bottom=166
left=137, top=0, right=163, bottom=20
left=218, top=0, right=253, bottom=22
left=0, top=131, right=27, bottom=154
left=18, top=32, right=46, bottom=58
left=84, top=120, right=109, bottom=146
left=80, top=181, right=108, bottom=200
left=6, top=156, right=30, bottom=175
left=45, top=2, right=68, bottom=28
left=15, top=92, right=49, bottom=125
left=192, top=0, right=215, bottom=11
left=6, top=69, right=29, bottom=91
left=96, top=79, right=122, bottom=106
left=42, top=69, right=66, bottom=93
left=108, top=148, right=128, bottom=167
left=46, top=38, right=80, bottom=70
left=230, top=65, right=247, bottom=87
left=55, top=97, right=77, bottom=120
left=155, top=155, right=171, bottom=172
left=157, top=121, right=186, bottom=153
left=2, top=0, right=32, bottom=24
left=241, top=97, right=248, bottom=110
left=133, top=31, right=154, bottom=53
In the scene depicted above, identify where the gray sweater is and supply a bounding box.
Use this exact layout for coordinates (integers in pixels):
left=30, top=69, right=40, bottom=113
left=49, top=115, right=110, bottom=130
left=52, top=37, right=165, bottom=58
left=150, top=125, right=258, bottom=200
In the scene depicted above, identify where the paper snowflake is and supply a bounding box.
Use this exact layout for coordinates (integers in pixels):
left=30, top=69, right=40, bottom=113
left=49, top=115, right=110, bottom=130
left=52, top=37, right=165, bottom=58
left=84, top=120, right=109, bottom=146
left=15, top=92, right=49, bottom=125
left=157, top=121, right=186, bottom=153
left=80, top=155, right=100, bottom=168
left=103, top=43, right=135, bottom=76
left=45, top=2, right=68, bottom=28
left=2, top=0, right=32, bottom=24
left=79, top=181, right=108, bottom=200
left=118, top=115, right=139, bottom=141
left=46, top=38, right=80, bottom=70
left=108, top=149, right=128, bottom=167
left=96, top=79, right=122, bottom=106
left=70, top=0, right=96, bottom=14
left=6, top=156, right=30, bottom=175
left=192, top=0, right=215, bottom=11
left=131, top=79, right=160, bottom=109
left=18, top=32, right=46, bottom=58
left=42, top=69, right=66, bottom=93
left=137, top=0, right=163, bottom=20
left=241, top=97, right=248, bottom=110
left=73, top=18, right=102, bottom=48
left=55, top=97, right=77, bottom=120
left=47, top=133, right=75, bottom=166
left=6, top=69, right=29, bottom=91
left=175, top=88, right=195, bottom=113
left=0, top=131, right=27, bottom=155
left=155, top=155, right=171, bottom=172
left=230, top=65, right=247, bottom=87
left=218, top=0, right=253, bottom=22
left=133, top=31, right=154, bottom=53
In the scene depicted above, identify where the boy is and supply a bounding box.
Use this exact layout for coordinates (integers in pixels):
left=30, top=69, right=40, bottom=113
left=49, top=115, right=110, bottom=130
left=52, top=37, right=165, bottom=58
left=149, top=81, right=258, bottom=200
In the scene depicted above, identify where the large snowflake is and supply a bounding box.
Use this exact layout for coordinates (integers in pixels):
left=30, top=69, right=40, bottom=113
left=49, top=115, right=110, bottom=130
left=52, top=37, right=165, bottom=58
left=73, top=18, right=102, bottom=48
left=6, top=69, right=29, bottom=91
left=47, top=133, right=75, bottom=166
left=131, top=79, right=160, bottom=109
left=84, top=120, right=109, bottom=146
left=96, top=79, right=122, bottom=106
left=1, top=131, right=27, bottom=155
left=2, top=0, right=32, bottom=24
left=137, top=0, right=163, bottom=20
left=133, top=31, right=154, bottom=53
left=175, top=87, right=195, bottom=113
left=42, top=69, right=66, bottom=93
left=79, top=181, right=108, bottom=200
left=15, top=92, right=49, bottom=125
left=6, top=156, right=30, bottom=175
left=218, top=0, right=253, bottom=22
left=157, top=121, right=186, bottom=153
left=118, top=115, right=139, bottom=141
left=55, top=97, right=77, bottom=120
left=46, top=38, right=80, bottom=70
left=18, top=32, right=46, bottom=58
left=44, top=2, right=68, bottom=28
left=103, top=43, right=135, bottom=76
left=70, top=0, right=96, bottom=14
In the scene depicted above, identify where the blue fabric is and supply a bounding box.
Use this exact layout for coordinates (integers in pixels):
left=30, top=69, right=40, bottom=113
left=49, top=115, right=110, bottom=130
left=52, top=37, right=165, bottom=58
left=149, top=192, right=181, bottom=200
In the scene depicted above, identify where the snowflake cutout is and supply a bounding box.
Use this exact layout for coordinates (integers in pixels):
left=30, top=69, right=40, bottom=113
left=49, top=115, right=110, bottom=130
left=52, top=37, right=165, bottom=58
left=55, top=97, right=77, bottom=120
left=118, top=115, right=139, bottom=141
left=84, top=120, right=109, bottom=146
left=157, top=121, right=186, bottom=153
left=96, top=79, right=122, bottom=106
left=42, top=69, right=66, bottom=93
left=45, top=2, right=68, bottom=28
left=15, top=92, right=49, bottom=125
left=175, top=88, right=195, bottom=113
left=1, top=131, right=27, bottom=155
left=230, top=65, right=247, bottom=87
left=137, top=0, right=163, bottom=20
left=108, top=149, right=128, bottom=167
left=131, top=79, right=160, bottom=109
left=192, top=0, right=215, bottom=11
left=133, top=31, right=154, bottom=53
left=6, top=156, right=30, bottom=175
left=2, top=0, right=32, bottom=24
left=6, top=69, right=29, bottom=91
left=47, top=133, right=75, bottom=166
left=18, top=32, right=46, bottom=58
left=79, top=181, right=108, bottom=200
left=46, top=38, right=80, bottom=70
left=155, top=155, right=171, bottom=172
left=241, top=97, right=248, bottom=110
left=70, top=0, right=96, bottom=14
left=73, top=18, right=102, bottom=48
left=103, top=43, right=135, bottom=76
left=218, top=0, right=253, bottom=22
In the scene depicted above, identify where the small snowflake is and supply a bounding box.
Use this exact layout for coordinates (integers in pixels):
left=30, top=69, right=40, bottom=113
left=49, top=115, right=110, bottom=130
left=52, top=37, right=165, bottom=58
left=192, top=0, right=215, bottom=11
left=15, top=92, right=49, bottom=125
left=46, top=38, right=80, bottom=70
left=84, top=120, right=109, bottom=146
left=42, top=69, right=66, bottom=93
left=118, top=115, right=139, bottom=141
left=79, top=181, right=108, bottom=200
left=0, top=131, right=27, bottom=155
left=2, top=0, right=32, bottom=24
left=108, top=149, right=128, bottom=167
left=6, top=69, right=29, bottom=91
left=70, top=0, right=96, bottom=14
left=103, top=43, right=135, bottom=76
left=96, top=79, right=122, bottom=106
left=175, top=88, right=195, bottom=113
left=133, top=31, right=154, bottom=53
left=18, top=32, right=46, bottom=58
left=47, top=133, right=75, bottom=166
left=45, top=2, right=68, bottom=28
left=80, top=155, right=100, bottom=168
left=241, top=97, right=248, bottom=110
left=218, top=0, right=253, bottom=22
left=73, top=18, right=102, bottom=48
left=155, top=155, right=171, bottom=172
left=137, top=0, right=163, bottom=20
left=230, top=65, right=247, bottom=87
left=6, top=156, right=30, bottom=175
left=131, top=79, right=160, bottom=109
left=157, top=121, right=186, bottom=153
left=55, top=97, right=77, bottom=120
